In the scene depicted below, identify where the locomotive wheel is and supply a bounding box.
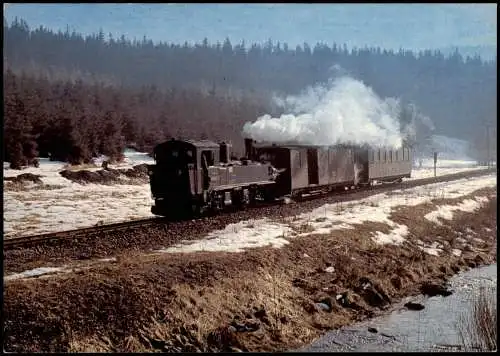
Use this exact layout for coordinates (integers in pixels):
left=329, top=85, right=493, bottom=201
left=248, top=187, right=257, bottom=206
left=231, top=190, right=244, bottom=208
left=191, top=203, right=202, bottom=217
left=262, top=187, right=276, bottom=202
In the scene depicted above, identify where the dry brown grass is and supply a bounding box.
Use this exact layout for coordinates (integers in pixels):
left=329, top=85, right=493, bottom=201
left=3, top=191, right=497, bottom=353
left=457, top=285, right=497, bottom=351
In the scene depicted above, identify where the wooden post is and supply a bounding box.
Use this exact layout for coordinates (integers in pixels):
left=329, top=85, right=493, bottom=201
left=486, top=124, right=490, bottom=168
left=433, top=152, right=438, bottom=177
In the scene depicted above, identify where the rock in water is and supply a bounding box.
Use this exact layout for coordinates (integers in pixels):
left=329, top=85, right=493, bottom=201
left=420, top=282, right=453, bottom=297
left=404, top=302, right=425, bottom=311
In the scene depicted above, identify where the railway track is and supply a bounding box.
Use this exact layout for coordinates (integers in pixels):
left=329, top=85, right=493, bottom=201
left=3, top=217, right=166, bottom=249
left=4, top=167, right=496, bottom=250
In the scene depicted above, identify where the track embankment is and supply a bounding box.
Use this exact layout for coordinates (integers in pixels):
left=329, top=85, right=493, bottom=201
left=3, top=168, right=495, bottom=274
left=2, top=173, right=497, bottom=353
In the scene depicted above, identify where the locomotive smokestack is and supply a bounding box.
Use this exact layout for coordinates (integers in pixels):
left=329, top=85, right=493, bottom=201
left=244, top=138, right=254, bottom=159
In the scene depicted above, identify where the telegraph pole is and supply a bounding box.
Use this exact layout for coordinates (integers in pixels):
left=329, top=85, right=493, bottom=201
left=433, top=151, right=437, bottom=177
left=486, top=123, right=490, bottom=168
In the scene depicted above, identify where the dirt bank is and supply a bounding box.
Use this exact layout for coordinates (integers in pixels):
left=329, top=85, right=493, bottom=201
left=3, top=195, right=497, bottom=352
left=59, top=164, right=149, bottom=185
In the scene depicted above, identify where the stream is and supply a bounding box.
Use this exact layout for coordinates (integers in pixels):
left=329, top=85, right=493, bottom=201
left=299, top=264, right=497, bottom=352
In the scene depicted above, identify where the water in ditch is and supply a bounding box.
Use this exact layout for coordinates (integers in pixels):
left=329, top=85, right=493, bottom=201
left=299, top=264, right=497, bottom=352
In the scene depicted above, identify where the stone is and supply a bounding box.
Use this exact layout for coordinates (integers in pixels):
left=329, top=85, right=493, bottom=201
left=420, top=282, right=453, bottom=297
left=318, top=297, right=334, bottom=310
left=315, top=302, right=331, bottom=312
left=368, top=327, right=378, bottom=333
left=404, top=302, right=425, bottom=311
left=230, top=321, right=246, bottom=332
left=245, top=320, right=260, bottom=332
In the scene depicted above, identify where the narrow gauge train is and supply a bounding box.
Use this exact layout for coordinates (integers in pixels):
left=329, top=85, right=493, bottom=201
left=148, top=138, right=412, bottom=217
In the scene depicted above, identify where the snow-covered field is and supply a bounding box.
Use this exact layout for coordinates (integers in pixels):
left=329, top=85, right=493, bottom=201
left=3, top=149, right=155, bottom=238
left=159, top=174, right=496, bottom=254
left=408, top=159, right=488, bottom=180
left=1, top=152, right=492, bottom=239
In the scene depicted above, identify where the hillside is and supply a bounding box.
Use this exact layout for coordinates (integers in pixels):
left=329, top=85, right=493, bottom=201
left=3, top=18, right=497, bottom=166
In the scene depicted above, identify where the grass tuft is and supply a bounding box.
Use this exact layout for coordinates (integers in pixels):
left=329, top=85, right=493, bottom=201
left=457, top=285, right=497, bottom=351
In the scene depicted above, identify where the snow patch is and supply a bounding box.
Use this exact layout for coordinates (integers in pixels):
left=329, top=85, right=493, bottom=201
left=407, top=162, right=487, bottom=181
left=157, top=219, right=292, bottom=253
left=424, top=197, right=490, bottom=225
left=465, top=227, right=478, bottom=235
left=4, top=266, right=65, bottom=281
left=4, top=257, right=119, bottom=281
left=371, top=224, right=408, bottom=245
left=451, top=249, right=462, bottom=257
left=158, top=174, right=496, bottom=254
left=418, top=241, right=444, bottom=256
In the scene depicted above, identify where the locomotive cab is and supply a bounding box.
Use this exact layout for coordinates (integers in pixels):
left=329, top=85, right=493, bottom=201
left=150, top=139, right=219, bottom=216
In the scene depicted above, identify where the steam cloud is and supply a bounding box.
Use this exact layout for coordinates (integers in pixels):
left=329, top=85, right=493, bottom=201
left=243, top=76, right=405, bottom=148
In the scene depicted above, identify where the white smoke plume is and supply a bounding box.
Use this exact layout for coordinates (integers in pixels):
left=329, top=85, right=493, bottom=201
left=243, top=76, right=404, bottom=148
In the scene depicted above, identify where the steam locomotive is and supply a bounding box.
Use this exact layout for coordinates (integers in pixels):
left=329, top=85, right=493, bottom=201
left=148, top=138, right=412, bottom=217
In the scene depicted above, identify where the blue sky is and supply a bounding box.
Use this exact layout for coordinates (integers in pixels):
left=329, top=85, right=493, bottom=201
left=4, top=3, right=497, bottom=54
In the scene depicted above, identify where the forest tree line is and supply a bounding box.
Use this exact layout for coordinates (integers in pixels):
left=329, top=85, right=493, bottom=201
left=3, top=17, right=497, bottom=167
left=3, top=69, right=271, bottom=168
